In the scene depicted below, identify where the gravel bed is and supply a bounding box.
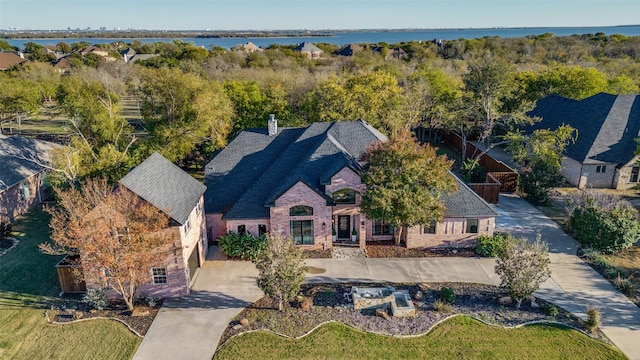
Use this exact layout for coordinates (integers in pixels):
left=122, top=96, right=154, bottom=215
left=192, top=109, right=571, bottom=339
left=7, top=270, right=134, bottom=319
left=219, top=282, right=594, bottom=348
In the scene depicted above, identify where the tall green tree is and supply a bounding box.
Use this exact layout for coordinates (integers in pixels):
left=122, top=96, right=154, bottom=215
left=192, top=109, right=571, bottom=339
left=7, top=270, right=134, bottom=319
left=463, top=55, right=534, bottom=146
left=361, top=130, right=457, bottom=244
left=139, top=67, right=234, bottom=162
left=303, top=71, right=406, bottom=135
left=504, top=124, right=576, bottom=204
left=55, top=74, right=135, bottom=184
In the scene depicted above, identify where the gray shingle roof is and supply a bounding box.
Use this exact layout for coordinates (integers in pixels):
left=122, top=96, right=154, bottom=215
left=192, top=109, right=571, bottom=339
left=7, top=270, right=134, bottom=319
left=528, top=93, right=640, bottom=165
left=119, top=152, right=206, bottom=225
left=294, top=42, right=323, bottom=53
left=443, top=175, right=499, bottom=218
left=205, top=120, right=496, bottom=220
left=0, top=136, right=61, bottom=192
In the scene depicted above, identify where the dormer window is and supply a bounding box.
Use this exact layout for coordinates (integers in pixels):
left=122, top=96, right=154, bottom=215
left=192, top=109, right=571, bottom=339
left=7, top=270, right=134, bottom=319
left=290, top=205, right=313, bottom=216
left=333, top=189, right=356, bottom=204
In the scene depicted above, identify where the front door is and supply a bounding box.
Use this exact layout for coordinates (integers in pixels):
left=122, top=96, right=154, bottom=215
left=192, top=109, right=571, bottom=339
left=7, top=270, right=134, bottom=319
left=337, top=215, right=350, bottom=239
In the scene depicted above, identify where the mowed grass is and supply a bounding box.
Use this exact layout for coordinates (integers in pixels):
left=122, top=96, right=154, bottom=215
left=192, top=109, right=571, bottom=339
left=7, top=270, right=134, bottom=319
left=214, top=316, right=626, bottom=360
left=0, top=209, right=141, bottom=360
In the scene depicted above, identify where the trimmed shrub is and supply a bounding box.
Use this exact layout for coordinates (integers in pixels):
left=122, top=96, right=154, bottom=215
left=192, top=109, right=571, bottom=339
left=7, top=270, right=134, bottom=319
left=439, top=287, right=456, bottom=304
left=542, top=303, right=559, bottom=317
left=614, top=275, right=635, bottom=297
left=476, top=232, right=513, bottom=257
left=568, top=193, right=640, bottom=254
left=82, top=288, right=109, bottom=310
left=218, top=231, right=267, bottom=261
left=433, top=299, right=453, bottom=313
left=586, top=308, right=601, bottom=334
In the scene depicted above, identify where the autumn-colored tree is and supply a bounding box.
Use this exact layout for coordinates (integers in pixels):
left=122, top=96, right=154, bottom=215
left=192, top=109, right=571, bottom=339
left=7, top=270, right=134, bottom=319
left=44, top=178, right=169, bottom=311
left=254, top=233, right=307, bottom=312
left=361, top=130, right=457, bottom=244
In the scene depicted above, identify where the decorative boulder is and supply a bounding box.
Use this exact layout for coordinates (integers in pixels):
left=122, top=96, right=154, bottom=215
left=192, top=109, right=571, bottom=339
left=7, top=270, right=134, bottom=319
left=414, top=291, right=423, bottom=300
left=240, top=318, right=249, bottom=326
left=499, top=296, right=513, bottom=305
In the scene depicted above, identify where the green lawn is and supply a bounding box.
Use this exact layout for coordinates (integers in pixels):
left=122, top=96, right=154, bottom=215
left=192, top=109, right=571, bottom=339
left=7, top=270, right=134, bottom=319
left=0, top=209, right=141, bottom=360
left=214, top=316, right=626, bottom=360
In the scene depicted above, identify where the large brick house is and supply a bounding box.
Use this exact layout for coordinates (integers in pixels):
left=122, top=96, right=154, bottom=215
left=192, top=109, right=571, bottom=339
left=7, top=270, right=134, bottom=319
left=82, top=153, right=208, bottom=298
left=204, top=117, right=496, bottom=249
left=0, top=135, right=61, bottom=222
left=529, top=93, right=640, bottom=189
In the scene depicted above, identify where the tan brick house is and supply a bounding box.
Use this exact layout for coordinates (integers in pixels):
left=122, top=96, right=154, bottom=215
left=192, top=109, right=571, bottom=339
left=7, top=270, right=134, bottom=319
left=204, top=118, right=496, bottom=250
left=82, top=153, right=208, bottom=298
left=529, top=93, right=640, bottom=189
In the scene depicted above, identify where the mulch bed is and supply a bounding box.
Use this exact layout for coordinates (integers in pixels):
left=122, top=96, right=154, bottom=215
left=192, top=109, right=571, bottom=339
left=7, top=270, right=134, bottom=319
left=365, top=244, right=477, bottom=258
left=47, top=299, right=163, bottom=336
left=218, top=282, right=601, bottom=350
left=303, top=249, right=333, bottom=258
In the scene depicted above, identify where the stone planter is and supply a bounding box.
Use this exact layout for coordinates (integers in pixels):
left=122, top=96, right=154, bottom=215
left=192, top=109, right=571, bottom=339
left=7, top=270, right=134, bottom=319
left=351, top=235, right=357, bottom=242
left=332, top=235, right=337, bottom=242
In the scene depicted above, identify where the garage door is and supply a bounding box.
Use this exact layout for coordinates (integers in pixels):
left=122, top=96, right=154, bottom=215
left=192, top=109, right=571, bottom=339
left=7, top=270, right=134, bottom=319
left=187, top=245, right=200, bottom=282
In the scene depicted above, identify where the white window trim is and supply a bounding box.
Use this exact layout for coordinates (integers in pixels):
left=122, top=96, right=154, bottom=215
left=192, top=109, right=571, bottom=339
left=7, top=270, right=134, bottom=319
left=183, top=217, right=191, bottom=234
left=151, top=267, right=167, bottom=285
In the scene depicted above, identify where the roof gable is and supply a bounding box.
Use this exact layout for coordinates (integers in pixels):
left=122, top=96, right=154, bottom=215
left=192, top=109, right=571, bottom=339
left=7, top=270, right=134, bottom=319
left=205, top=120, right=384, bottom=219
left=119, top=152, right=206, bottom=225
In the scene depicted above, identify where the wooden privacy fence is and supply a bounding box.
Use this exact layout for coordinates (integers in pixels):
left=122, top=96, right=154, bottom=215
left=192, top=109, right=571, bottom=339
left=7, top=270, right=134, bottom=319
left=56, top=255, right=87, bottom=294
left=442, top=132, right=519, bottom=192
left=468, top=173, right=501, bottom=204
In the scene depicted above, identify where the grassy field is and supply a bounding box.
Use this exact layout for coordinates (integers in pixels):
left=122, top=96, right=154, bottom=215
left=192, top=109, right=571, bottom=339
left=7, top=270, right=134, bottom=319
left=0, top=209, right=141, bottom=360
left=214, top=316, right=626, bottom=360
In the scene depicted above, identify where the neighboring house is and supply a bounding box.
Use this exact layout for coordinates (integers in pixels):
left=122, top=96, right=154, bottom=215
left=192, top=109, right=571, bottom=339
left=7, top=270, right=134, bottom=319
left=126, top=53, right=158, bottom=64
left=77, top=46, right=109, bottom=57
left=82, top=152, right=208, bottom=298
left=0, top=51, right=27, bottom=70
left=294, top=42, right=323, bottom=59
left=238, top=42, right=264, bottom=52
left=121, top=47, right=136, bottom=62
left=529, top=93, right=640, bottom=189
left=52, top=57, right=71, bottom=74
left=0, top=135, right=61, bottom=221
left=371, top=46, right=407, bottom=60
left=335, top=43, right=362, bottom=57
left=204, top=117, right=496, bottom=250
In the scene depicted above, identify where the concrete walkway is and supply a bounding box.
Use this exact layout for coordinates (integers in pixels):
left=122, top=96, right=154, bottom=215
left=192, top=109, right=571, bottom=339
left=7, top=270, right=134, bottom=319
left=134, top=194, right=640, bottom=360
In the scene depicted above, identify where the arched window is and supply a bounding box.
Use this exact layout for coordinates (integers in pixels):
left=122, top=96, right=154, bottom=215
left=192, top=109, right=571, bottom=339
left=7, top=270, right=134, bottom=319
left=289, top=205, right=313, bottom=216
left=332, top=189, right=356, bottom=204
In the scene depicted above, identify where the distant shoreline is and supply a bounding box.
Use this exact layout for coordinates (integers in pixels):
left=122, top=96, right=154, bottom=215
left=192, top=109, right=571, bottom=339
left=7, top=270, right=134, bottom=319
left=2, top=25, right=639, bottom=40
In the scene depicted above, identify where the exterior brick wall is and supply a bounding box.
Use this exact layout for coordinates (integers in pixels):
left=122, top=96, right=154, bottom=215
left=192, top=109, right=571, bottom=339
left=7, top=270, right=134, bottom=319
left=83, top=227, right=190, bottom=299
left=225, top=219, right=269, bottom=237
left=561, top=157, right=583, bottom=188
left=325, top=167, right=366, bottom=197
left=270, top=181, right=332, bottom=249
left=0, top=173, right=43, bottom=222
left=206, top=213, right=226, bottom=242
left=614, top=157, right=640, bottom=190
left=405, top=217, right=495, bottom=248
left=83, top=197, right=207, bottom=299
left=581, top=163, right=615, bottom=188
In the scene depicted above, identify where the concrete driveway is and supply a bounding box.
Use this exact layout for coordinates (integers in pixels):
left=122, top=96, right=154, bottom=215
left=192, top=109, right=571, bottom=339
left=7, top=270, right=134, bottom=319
left=134, top=193, right=640, bottom=360
left=496, top=193, right=640, bottom=360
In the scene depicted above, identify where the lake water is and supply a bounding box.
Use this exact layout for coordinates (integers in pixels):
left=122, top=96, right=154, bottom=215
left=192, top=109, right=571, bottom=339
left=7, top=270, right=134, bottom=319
left=6, top=26, right=640, bottom=49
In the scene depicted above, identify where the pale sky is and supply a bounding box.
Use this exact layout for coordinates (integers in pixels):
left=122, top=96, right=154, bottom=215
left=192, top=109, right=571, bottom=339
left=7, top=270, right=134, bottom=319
left=1, top=0, right=639, bottom=31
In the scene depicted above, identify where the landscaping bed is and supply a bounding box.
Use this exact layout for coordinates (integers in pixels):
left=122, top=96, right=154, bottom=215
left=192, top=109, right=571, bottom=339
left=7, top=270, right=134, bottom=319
left=218, top=282, right=600, bottom=350
left=46, top=298, right=163, bottom=336
left=365, top=244, right=477, bottom=258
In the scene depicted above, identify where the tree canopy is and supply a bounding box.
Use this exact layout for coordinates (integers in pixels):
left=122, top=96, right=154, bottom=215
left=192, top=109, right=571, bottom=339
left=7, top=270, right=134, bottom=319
left=360, top=130, right=457, bottom=243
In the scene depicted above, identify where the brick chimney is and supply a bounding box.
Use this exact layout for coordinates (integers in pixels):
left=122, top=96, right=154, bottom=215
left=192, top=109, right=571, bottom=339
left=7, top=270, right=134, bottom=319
left=268, top=114, right=278, bottom=136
